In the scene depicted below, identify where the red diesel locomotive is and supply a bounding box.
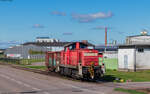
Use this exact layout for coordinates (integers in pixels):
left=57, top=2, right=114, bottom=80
left=45, top=42, right=104, bottom=79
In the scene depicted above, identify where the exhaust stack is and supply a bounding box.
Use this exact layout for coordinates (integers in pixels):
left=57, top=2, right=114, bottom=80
left=105, top=27, right=107, bottom=46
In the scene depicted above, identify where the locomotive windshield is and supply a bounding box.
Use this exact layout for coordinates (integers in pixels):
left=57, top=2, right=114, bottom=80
left=68, top=43, right=87, bottom=50
left=69, top=44, right=76, bottom=50
left=65, top=42, right=88, bottom=51
left=80, top=43, right=87, bottom=49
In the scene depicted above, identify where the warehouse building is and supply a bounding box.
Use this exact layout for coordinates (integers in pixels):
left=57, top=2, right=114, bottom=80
left=0, top=49, right=5, bottom=54
left=4, top=42, right=69, bottom=59
left=118, top=31, right=150, bottom=71
left=4, top=37, right=67, bottom=59
left=4, top=39, right=94, bottom=59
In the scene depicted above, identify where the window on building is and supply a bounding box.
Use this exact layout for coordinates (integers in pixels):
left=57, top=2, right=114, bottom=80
left=138, top=48, right=144, bottom=52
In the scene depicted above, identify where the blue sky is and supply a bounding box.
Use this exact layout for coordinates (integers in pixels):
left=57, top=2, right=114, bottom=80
left=0, top=0, right=150, bottom=48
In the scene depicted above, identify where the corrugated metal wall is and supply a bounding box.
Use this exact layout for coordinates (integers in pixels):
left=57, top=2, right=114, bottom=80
left=4, top=44, right=64, bottom=59
left=99, top=58, right=118, bottom=70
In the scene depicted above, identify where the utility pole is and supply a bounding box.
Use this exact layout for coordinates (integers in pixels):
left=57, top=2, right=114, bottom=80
left=104, top=27, right=108, bottom=53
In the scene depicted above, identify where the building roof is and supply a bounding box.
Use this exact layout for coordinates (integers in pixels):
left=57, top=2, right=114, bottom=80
left=23, top=42, right=94, bottom=47
left=36, top=37, right=50, bottom=39
left=127, top=35, right=150, bottom=38
left=0, top=49, right=5, bottom=51
left=23, top=42, right=70, bottom=46
left=95, top=45, right=118, bottom=48
left=119, top=44, right=150, bottom=48
left=95, top=45, right=118, bottom=52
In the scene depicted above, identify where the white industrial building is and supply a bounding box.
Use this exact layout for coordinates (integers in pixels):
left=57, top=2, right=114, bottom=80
left=118, top=44, right=150, bottom=71
left=118, top=31, right=150, bottom=71
left=126, top=30, right=150, bottom=45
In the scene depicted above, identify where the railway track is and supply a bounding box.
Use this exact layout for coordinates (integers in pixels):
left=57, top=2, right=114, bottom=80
left=0, top=62, right=103, bottom=83
left=0, top=62, right=60, bottom=77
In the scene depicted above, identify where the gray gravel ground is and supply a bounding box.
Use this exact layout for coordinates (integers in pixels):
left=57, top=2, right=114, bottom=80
left=0, top=65, right=149, bottom=94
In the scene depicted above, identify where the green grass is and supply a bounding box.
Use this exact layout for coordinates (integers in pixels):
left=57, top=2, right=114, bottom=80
left=0, top=58, right=45, bottom=65
left=0, top=58, right=20, bottom=64
left=104, top=70, right=150, bottom=82
left=22, top=66, right=46, bottom=70
left=114, top=88, right=146, bottom=94
left=0, top=54, right=4, bottom=58
left=20, top=59, right=45, bottom=65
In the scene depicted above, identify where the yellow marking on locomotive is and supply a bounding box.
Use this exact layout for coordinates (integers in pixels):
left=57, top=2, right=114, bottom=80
left=88, top=62, right=94, bottom=79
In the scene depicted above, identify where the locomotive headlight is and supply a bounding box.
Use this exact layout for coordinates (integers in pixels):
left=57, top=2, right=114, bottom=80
left=84, top=53, right=98, bottom=56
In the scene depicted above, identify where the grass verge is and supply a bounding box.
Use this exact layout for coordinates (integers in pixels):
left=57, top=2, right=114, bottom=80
left=20, top=59, right=45, bottom=65
left=22, top=66, right=46, bottom=70
left=114, top=88, right=146, bottom=94
left=106, top=70, right=150, bottom=82
left=0, top=58, right=45, bottom=65
left=103, top=70, right=150, bottom=82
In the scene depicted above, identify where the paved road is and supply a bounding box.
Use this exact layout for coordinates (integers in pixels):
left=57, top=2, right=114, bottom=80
left=0, top=65, right=149, bottom=94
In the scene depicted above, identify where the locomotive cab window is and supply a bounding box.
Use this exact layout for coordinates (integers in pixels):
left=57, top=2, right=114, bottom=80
left=69, top=44, right=76, bottom=50
left=138, top=48, right=144, bottom=52
left=80, top=44, right=87, bottom=49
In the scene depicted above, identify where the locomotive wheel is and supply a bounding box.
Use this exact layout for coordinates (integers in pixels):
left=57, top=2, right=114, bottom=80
left=71, top=69, right=78, bottom=79
left=64, top=68, right=71, bottom=76
left=60, top=67, right=64, bottom=75
left=94, top=69, right=103, bottom=80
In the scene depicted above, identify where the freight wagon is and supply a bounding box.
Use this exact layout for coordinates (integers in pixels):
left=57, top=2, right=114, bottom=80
left=45, top=42, right=104, bottom=79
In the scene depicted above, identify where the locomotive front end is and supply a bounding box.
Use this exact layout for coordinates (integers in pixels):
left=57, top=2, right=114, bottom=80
left=82, top=50, right=103, bottom=79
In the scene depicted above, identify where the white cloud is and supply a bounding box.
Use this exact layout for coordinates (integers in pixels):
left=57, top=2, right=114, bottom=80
left=62, top=32, right=73, bottom=35
left=32, top=24, right=44, bottom=28
left=51, top=11, right=66, bottom=16
left=71, top=11, right=113, bottom=23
